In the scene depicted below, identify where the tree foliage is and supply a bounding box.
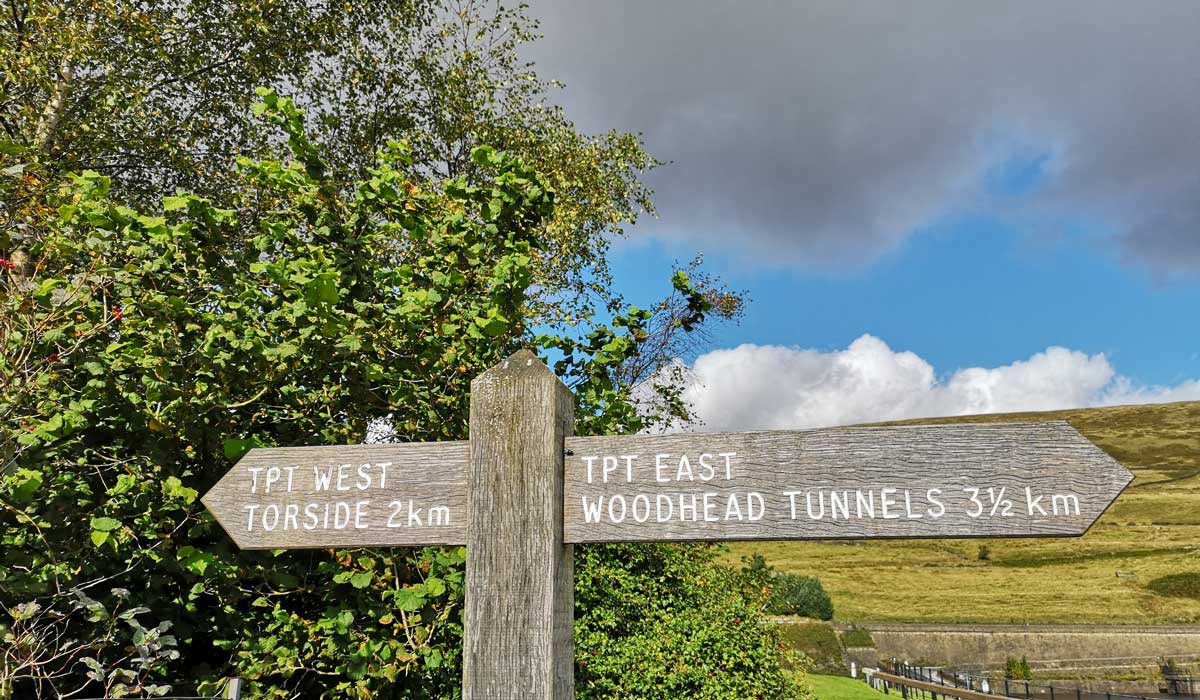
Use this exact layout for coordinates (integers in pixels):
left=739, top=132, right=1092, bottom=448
left=576, top=544, right=810, bottom=700
left=0, top=0, right=667, bottom=328
left=1, top=92, right=801, bottom=699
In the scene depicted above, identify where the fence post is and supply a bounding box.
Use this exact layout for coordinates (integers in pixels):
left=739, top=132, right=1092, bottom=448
left=1051, top=686, right=1056, bottom=700
left=225, top=677, right=242, bottom=700
left=464, top=350, right=575, bottom=700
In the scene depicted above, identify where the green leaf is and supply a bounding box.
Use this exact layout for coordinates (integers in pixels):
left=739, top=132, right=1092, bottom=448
left=474, top=313, right=509, bottom=337
left=90, top=517, right=122, bottom=532
left=90, top=530, right=109, bottom=547
left=393, top=586, right=426, bottom=612
left=349, top=571, right=373, bottom=589
left=424, top=577, right=446, bottom=597
left=178, top=546, right=216, bottom=575
left=162, top=476, right=199, bottom=504
left=223, top=435, right=266, bottom=460
left=163, top=195, right=190, bottom=211
left=9, top=468, right=43, bottom=504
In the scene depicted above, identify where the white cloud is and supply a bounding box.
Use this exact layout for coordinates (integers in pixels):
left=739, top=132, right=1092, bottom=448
left=674, top=335, right=1200, bottom=432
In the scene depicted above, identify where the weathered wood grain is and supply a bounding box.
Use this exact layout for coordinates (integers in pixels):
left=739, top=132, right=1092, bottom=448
left=463, top=350, right=575, bottom=700
left=200, top=442, right=467, bottom=549
left=562, top=421, right=1132, bottom=544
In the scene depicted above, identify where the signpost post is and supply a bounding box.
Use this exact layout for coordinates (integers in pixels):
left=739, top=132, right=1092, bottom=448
left=202, top=349, right=1133, bottom=699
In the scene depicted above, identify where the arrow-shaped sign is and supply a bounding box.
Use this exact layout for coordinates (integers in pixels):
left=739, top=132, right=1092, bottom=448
left=202, top=441, right=468, bottom=550
left=202, top=420, right=1130, bottom=549
left=562, top=420, right=1131, bottom=543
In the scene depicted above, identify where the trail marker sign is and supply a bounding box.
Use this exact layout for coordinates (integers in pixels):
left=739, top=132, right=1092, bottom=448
left=202, top=350, right=1132, bottom=699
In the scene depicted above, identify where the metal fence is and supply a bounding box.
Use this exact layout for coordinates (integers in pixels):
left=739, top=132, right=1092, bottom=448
left=890, top=660, right=1186, bottom=700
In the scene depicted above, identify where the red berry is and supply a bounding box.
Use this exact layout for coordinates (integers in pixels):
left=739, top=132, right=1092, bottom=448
left=112, top=305, right=124, bottom=320
left=46, top=353, right=61, bottom=363
left=0, top=258, right=13, bottom=270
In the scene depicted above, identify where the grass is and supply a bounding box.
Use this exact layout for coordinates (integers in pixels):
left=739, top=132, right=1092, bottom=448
left=809, top=674, right=892, bottom=700
left=724, top=401, right=1200, bottom=624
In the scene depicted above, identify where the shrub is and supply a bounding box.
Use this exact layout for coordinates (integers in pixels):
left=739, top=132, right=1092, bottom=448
left=575, top=544, right=811, bottom=700
left=767, top=574, right=835, bottom=620
left=776, top=623, right=845, bottom=675
left=1005, top=655, right=1034, bottom=680
left=1147, top=572, right=1200, bottom=600
left=840, top=628, right=876, bottom=648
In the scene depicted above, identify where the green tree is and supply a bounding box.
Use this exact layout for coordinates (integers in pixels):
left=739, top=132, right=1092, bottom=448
left=1, top=92, right=802, bottom=699
left=0, top=0, right=676, bottom=331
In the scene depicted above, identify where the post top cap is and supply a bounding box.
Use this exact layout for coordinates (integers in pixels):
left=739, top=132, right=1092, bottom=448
left=472, top=348, right=559, bottom=385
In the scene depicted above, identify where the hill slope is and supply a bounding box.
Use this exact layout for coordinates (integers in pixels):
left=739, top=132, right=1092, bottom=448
left=725, top=401, right=1200, bottom=624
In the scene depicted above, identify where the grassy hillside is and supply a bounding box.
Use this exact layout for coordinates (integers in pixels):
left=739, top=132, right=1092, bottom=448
left=725, top=401, right=1200, bottom=624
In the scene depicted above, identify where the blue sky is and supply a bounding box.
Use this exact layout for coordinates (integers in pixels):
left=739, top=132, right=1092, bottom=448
left=524, top=1, right=1200, bottom=429
left=612, top=213, right=1200, bottom=388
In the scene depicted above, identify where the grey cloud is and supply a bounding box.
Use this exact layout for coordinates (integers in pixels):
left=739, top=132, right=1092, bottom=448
left=524, top=1, right=1200, bottom=272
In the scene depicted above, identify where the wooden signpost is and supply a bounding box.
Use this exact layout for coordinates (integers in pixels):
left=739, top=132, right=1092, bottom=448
left=202, top=349, right=1133, bottom=699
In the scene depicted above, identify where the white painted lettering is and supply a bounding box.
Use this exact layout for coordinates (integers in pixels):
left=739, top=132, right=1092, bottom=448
left=676, top=455, right=694, bottom=481
left=621, top=455, right=636, bottom=482
left=856, top=490, right=876, bottom=518
left=582, top=496, right=603, bottom=523
left=725, top=493, right=744, bottom=520
left=747, top=492, right=765, bottom=521
left=247, top=467, right=263, bottom=494
left=602, top=456, right=619, bottom=483
left=926, top=488, right=945, bottom=518
left=1051, top=493, right=1079, bottom=515
left=314, top=465, right=334, bottom=491
left=806, top=491, right=826, bottom=519
left=830, top=490, right=850, bottom=519
left=880, top=488, right=900, bottom=519
left=632, top=494, right=651, bottom=522
left=429, top=506, right=450, bottom=526
left=334, top=502, right=352, bottom=529
left=1026, top=487, right=1046, bottom=516
left=679, top=493, right=698, bottom=521
left=784, top=491, right=802, bottom=519
left=262, top=504, right=280, bottom=531
left=608, top=495, right=627, bottom=523
left=719, top=452, right=736, bottom=479
left=656, top=494, right=674, bottom=522
left=903, top=490, right=923, bottom=519
left=655, top=454, right=671, bottom=483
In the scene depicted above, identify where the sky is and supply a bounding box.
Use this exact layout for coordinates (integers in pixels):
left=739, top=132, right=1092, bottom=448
left=522, top=1, right=1200, bottom=431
